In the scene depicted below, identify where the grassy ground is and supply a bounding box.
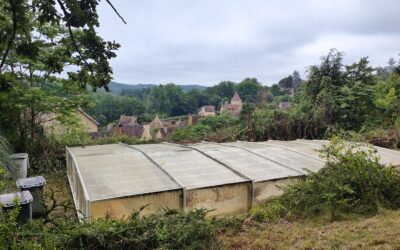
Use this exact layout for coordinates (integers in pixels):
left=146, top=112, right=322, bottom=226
left=219, top=210, right=400, bottom=249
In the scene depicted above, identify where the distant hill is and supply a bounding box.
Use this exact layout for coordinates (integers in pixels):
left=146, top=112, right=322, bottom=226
left=108, top=81, right=206, bottom=95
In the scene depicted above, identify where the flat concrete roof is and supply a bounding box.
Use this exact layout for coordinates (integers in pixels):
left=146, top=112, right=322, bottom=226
left=68, top=144, right=181, bottom=201
left=230, top=141, right=325, bottom=173
left=132, top=143, right=248, bottom=190
left=68, top=141, right=400, bottom=202
left=190, top=142, right=303, bottom=182
left=294, top=139, right=400, bottom=166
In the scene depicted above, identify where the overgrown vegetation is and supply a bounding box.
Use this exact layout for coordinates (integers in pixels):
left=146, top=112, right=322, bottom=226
left=156, top=51, right=400, bottom=147
left=170, top=114, right=240, bottom=143
left=0, top=208, right=218, bottom=249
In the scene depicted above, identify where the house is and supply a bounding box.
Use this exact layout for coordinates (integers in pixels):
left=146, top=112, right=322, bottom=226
left=220, top=91, right=243, bottom=117
left=109, top=114, right=194, bottom=141
left=230, top=91, right=243, bottom=108
left=118, top=115, right=137, bottom=126
left=40, top=108, right=99, bottom=135
left=198, top=105, right=216, bottom=116
left=150, top=115, right=164, bottom=129
left=278, top=102, right=291, bottom=110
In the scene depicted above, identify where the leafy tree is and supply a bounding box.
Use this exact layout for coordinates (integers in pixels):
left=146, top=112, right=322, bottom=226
left=270, top=84, right=283, bottom=96
left=0, top=0, right=122, bottom=170
left=205, top=81, right=235, bottom=100
left=237, top=78, right=262, bottom=103
left=86, top=92, right=145, bottom=125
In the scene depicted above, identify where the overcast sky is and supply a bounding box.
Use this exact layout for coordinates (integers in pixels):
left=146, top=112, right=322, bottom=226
left=97, top=0, right=400, bottom=86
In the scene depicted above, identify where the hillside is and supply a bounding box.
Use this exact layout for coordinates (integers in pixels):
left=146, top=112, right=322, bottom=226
left=108, top=81, right=206, bottom=95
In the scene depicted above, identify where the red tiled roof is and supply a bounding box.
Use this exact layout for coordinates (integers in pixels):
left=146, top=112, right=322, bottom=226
left=224, top=104, right=240, bottom=110
left=121, top=124, right=144, bottom=138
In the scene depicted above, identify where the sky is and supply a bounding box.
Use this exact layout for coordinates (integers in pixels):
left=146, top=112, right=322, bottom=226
left=97, top=0, right=400, bottom=86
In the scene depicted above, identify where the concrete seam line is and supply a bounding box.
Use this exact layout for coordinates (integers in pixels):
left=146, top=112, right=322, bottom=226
left=255, top=141, right=326, bottom=163
left=207, top=141, right=307, bottom=175
left=118, top=143, right=187, bottom=209
left=163, top=142, right=255, bottom=209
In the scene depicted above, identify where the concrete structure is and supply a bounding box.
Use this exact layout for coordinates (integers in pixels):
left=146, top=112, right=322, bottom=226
left=131, top=143, right=250, bottom=217
left=190, top=142, right=304, bottom=204
left=66, top=144, right=182, bottom=221
left=66, top=140, right=400, bottom=221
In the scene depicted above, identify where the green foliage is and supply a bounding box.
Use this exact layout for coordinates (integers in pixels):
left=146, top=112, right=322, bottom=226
left=86, top=92, right=145, bottom=125
left=0, top=134, right=15, bottom=175
left=58, top=131, right=140, bottom=147
left=0, top=0, right=120, bottom=172
left=236, top=78, right=262, bottom=103
left=251, top=198, right=288, bottom=222
left=170, top=125, right=210, bottom=143
left=197, top=113, right=238, bottom=131
left=252, top=139, right=400, bottom=221
left=170, top=115, right=240, bottom=143
left=0, top=209, right=218, bottom=249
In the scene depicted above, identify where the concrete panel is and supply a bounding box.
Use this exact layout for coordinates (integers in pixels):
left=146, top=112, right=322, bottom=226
left=185, top=183, right=251, bottom=217
left=68, top=144, right=181, bottom=201
left=191, top=143, right=303, bottom=182
left=253, top=178, right=299, bottom=204
left=232, top=141, right=324, bottom=172
left=134, top=144, right=247, bottom=189
left=90, top=190, right=182, bottom=220
left=296, top=140, right=400, bottom=166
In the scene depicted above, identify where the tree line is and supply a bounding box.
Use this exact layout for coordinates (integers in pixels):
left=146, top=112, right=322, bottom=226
left=87, top=72, right=302, bottom=125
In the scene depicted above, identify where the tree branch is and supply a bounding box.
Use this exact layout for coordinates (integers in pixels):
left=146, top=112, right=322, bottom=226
left=106, top=0, right=127, bottom=24
left=56, top=0, right=93, bottom=73
left=0, top=0, right=18, bottom=73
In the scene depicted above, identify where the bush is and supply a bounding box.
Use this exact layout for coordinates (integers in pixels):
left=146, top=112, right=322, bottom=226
left=196, top=114, right=238, bottom=131
left=252, top=138, right=400, bottom=221
left=0, top=209, right=218, bottom=249
left=170, top=124, right=211, bottom=143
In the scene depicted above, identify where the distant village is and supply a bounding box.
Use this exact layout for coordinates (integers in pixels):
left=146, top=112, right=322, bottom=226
left=41, top=92, right=291, bottom=141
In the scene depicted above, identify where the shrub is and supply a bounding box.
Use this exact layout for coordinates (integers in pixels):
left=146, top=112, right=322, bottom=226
left=196, top=114, right=238, bottom=131
left=0, top=209, right=218, bottom=249
left=252, top=138, right=400, bottom=221
left=170, top=124, right=211, bottom=143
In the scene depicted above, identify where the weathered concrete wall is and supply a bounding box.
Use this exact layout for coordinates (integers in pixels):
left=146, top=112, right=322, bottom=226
left=185, top=182, right=251, bottom=217
left=90, top=190, right=182, bottom=220
left=253, top=178, right=299, bottom=204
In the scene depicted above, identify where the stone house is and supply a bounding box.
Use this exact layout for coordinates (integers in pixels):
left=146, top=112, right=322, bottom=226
left=220, top=91, right=243, bottom=117
left=198, top=105, right=216, bottom=116
left=40, top=108, right=99, bottom=135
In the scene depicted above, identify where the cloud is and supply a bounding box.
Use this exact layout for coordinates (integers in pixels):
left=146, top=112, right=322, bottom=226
left=97, top=0, right=400, bottom=85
